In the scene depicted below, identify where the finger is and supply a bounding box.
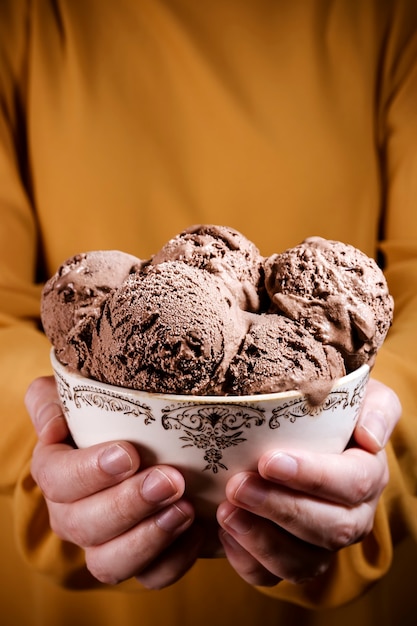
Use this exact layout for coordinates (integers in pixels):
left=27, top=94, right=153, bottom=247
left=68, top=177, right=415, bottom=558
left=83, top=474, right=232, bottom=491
left=224, top=471, right=379, bottom=551
left=136, top=524, right=205, bottom=589
left=354, top=378, right=402, bottom=453
left=219, top=530, right=281, bottom=587
left=257, top=446, right=388, bottom=506
left=85, top=500, right=194, bottom=585
left=25, top=376, right=69, bottom=444
left=31, top=440, right=141, bottom=502
left=47, top=465, right=188, bottom=546
left=217, top=503, right=332, bottom=585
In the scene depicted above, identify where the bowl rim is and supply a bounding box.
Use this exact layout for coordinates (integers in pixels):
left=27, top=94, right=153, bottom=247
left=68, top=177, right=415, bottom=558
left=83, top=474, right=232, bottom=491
left=50, top=348, right=370, bottom=404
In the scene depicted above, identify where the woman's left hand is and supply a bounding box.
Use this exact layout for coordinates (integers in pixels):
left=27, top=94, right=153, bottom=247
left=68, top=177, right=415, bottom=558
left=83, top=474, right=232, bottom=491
left=216, top=378, right=401, bottom=587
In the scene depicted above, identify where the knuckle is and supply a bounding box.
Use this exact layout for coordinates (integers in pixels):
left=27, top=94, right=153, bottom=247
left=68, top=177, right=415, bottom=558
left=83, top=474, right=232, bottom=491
left=85, top=528, right=155, bottom=586
left=300, top=466, right=329, bottom=494
left=349, top=452, right=389, bottom=504
left=230, top=549, right=280, bottom=587
left=308, top=470, right=329, bottom=495
left=109, top=481, right=144, bottom=526
left=51, top=506, right=91, bottom=547
left=325, top=514, right=358, bottom=550
left=324, top=510, right=371, bottom=551
left=85, top=549, right=121, bottom=586
left=70, top=458, right=97, bottom=495
left=31, top=461, right=57, bottom=501
left=274, top=497, right=301, bottom=530
left=65, top=512, right=91, bottom=547
left=237, top=559, right=262, bottom=581
left=251, top=541, right=276, bottom=567
left=352, top=477, right=373, bottom=504
left=349, top=464, right=374, bottom=504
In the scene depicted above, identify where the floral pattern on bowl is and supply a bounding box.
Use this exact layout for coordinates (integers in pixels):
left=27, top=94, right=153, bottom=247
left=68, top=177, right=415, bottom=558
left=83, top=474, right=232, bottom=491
left=51, top=349, right=369, bottom=516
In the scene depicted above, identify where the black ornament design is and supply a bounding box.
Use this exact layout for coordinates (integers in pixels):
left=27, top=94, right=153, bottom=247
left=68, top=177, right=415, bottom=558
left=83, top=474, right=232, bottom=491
left=161, top=404, right=265, bottom=472
left=55, top=371, right=154, bottom=424
left=269, top=373, right=369, bottom=429
left=73, top=386, right=155, bottom=424
left=55, top=367, right=369, bottom=474
left=53, top=369, right=73, bottom=415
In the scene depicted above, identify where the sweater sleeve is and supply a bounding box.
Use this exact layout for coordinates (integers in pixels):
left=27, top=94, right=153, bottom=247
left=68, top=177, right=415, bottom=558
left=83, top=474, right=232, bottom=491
left=0, top=0, right=102, bottom=588
left=0, top=0, right=49, bottom=494
left=262, top=0, right=417, bottom=608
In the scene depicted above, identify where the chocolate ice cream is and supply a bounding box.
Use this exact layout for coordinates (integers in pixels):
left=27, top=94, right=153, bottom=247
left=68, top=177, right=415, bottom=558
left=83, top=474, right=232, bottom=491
left=91, top=261, right=247, bottom=394
left=41, top=250, right=142, bottom=376
left=41, top=227, right=393, bottom=404
left=264, top=236, right=394, bottom=371
left=151, top=224, right=264, bottom=311
left=226, top=313, right=345, bottom=404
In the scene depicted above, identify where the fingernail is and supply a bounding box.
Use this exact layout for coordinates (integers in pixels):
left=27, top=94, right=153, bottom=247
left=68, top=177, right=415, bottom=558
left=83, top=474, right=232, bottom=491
left=99, top=444, right=133, bottom=475
left=142, top=468, right=178, bottom=503
left=360, top=410, right=387, bottom=449
left=223, top=509, right=253, bottom=535
left=156, top=504, right=190, bottom=532
left=264, top=452, right=298, bottom=481
left=234, top=476, right=266, bottom=507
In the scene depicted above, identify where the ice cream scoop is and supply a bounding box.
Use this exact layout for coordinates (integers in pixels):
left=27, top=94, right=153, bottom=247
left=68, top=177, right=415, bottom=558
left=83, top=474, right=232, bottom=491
left=151, top=224, right=264, bottom=311
left=225, top=312, right=345, bottom=405
left=91, top=261, right=247, bottom=394
left=264, top=236, right=394, bottom=371
left=41, top=250, right=142, bottom=375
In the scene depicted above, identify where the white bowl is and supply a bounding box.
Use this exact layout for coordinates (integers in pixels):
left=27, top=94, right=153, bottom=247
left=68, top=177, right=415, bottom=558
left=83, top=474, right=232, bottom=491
left=51, top=349, right=369, bottom=517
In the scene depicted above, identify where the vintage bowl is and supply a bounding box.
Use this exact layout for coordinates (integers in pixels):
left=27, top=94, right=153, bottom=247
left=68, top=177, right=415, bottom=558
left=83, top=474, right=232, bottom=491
left=51, top=349, right=369, bottom=517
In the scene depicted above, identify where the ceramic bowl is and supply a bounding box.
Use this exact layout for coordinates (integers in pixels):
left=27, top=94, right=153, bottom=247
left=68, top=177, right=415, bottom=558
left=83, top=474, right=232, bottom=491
left=51, top=349, right=369, bottom=517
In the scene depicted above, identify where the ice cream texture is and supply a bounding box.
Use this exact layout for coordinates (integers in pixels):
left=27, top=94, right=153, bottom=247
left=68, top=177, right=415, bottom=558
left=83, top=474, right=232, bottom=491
left=264, top=237, right=393, bottom=371
left=41, top=250, right=142, bottom=377
left=41, top=227, right=394, bottom=405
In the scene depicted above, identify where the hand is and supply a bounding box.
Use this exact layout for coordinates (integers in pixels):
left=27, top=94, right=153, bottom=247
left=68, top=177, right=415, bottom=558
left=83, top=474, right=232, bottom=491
left=216, top=378, right=401, bottom=587
left=26, top=376, right=204, bottom=589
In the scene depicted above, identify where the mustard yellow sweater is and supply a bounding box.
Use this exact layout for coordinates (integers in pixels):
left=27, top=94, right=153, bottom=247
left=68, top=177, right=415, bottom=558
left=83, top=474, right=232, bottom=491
left=1, top=1, right=417, bottom=625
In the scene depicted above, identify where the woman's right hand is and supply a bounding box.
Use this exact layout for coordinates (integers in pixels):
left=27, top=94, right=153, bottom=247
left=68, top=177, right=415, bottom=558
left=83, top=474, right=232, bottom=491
left=26, top=376, right=204, bottom=589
